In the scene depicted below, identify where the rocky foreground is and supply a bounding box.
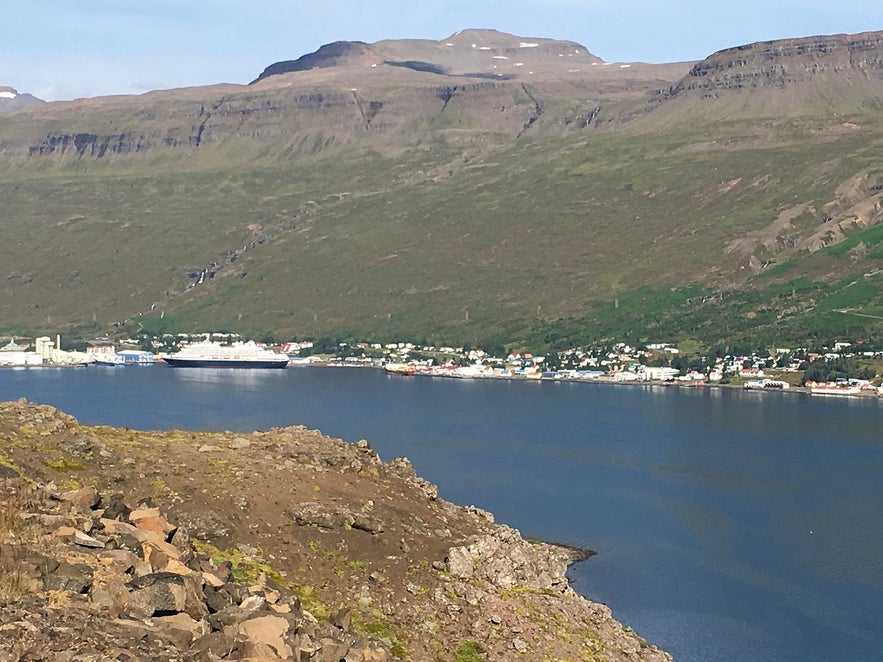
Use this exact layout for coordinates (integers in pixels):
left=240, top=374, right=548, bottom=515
left=0, top=399, right=670, bottom=661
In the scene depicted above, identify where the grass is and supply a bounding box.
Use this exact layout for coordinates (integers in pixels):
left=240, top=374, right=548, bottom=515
left=191, top=538, right=335, bottom=620
left=825, top=222, right=883, bottom=256
left=352, top=611, right=409, bottom=659
left=0, top=499, right=19, bottom=537
left=0, top=565, right=36, bottom=601
left=454, top=641, right=486, bottom=662
left=44, top=457, right=87, bottom=472
left=0, top=488, right=40, bottom=601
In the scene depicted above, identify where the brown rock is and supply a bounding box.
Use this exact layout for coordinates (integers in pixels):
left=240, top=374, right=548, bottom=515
left=141, top=533, right=183, bottom=568
left=125, top=572, right=188, bottom=618
left=151, top=613, right=210, bottom=648
left=52, top=525, right=77, bottom=538
left=100, top=517, right=149, bottom=542
left=190, top=631, right=242, bottom=660
left=72, top=530, right=105, bottom=549
left=97, top=549, right=139, bottom=572
left=130, top=508, right=177, bottom=540
left=237, top=614, right=294, bottom=659
left=202, top=571, right=226, bottom=588
left=321, top=637, right=351, bottom=662
left=90, top=576, right=131, bottom=616
left=60, top=486, right=100, bottom=510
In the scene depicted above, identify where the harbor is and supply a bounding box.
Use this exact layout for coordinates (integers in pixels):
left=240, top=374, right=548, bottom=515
left=3, top=332, right=882, bottom=397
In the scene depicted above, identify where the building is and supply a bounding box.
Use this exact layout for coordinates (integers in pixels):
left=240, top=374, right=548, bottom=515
left=640, top=366, right=680, bottom=381
left=118, top=350, right=154, bottom=365
left=0, top=339, right=43, bottom=366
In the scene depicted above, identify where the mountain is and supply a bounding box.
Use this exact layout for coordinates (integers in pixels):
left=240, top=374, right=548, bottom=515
left=251, top=29, right=605, bottom=83
left=0, top=86, right=44, bottom=113
left=0, top=30, right=882, bottom=349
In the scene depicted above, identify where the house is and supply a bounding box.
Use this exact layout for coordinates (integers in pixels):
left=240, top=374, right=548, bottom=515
left=640, top=366, right=680, bottom=381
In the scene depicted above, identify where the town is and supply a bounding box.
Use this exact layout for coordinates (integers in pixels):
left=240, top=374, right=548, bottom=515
left=2, top=332, right=882, bottom=397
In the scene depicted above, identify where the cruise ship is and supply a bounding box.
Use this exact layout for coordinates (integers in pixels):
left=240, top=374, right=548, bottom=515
left=162, top=340, right=289, bottom=369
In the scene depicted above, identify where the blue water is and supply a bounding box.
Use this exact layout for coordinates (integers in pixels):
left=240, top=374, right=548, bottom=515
left=1, top=365, right=881, bottom=662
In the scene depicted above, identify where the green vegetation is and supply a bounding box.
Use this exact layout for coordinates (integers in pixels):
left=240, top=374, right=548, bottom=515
left=191, top=539, right=335, bottom=620
left=825, top=222, right=883, bottom=256
left=801, top=356, right=875, bottom=384
left=44, top=458, right=87, bottom=472
left=191, top=540, right=280, bottom=585
left=352, top=611, right=409, bottom=658
left=454, top=641, right=486, bottom=662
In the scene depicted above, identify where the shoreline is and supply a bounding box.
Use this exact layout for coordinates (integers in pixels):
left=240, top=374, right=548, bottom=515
left=309, top=361, right=883, bottom=399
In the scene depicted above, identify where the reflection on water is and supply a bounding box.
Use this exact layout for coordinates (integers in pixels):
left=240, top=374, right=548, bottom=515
left=1, top=367, right=881, bottom=662
left=167, top=367, right=290, bottom=386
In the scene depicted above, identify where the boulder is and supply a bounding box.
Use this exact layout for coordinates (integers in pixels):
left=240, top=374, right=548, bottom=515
left=129, top=507, right=177, bottom=540
left=59, top=486, right=100, bottom=510
left=172, top=510, right=233, bottom=541
left=237, top=614, right=295, bottom=659
left=189, top=631, right=242, bottom=660
left=445, top=546, right=475, bottom=579
left=73, top=530, right=105, bottom=549
left=43, top=560, right=93, bottom=594
left=151, top=613, right=210, bottom=648
left=125, top=572, right=188, bottom=618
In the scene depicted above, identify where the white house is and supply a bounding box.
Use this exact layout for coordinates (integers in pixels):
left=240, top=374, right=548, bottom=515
left=641, top=366, right=680, bottom=381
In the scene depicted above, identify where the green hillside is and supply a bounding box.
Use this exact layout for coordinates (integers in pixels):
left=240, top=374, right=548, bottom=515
left=2, top=31, right=883, bottom=350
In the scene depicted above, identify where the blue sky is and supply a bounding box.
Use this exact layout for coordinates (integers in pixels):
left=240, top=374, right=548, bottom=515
left=3, top=1, right=882, bottom=101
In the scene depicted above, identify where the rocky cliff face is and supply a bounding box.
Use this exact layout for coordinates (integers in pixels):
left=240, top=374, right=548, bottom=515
left=0, top=400, right=672, bottom=661
left=0, top=31, right=687, bottom=164
left=667, top=30, right=883, bottom=98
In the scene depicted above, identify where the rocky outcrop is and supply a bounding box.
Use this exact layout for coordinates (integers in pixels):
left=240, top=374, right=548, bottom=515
left=0, top=399, right=671, bottom=661
left=444, top=524, right=590, bottom=591
left=667, top=30, right=883, bottom=98
left=251, top=41, right=376, bottom=83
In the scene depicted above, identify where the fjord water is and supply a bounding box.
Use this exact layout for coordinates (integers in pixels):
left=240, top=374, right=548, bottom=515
left=2, top=366, right=881, bottom=662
